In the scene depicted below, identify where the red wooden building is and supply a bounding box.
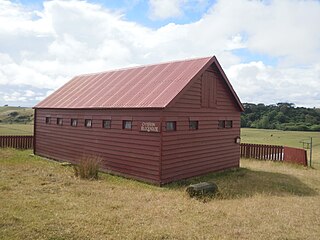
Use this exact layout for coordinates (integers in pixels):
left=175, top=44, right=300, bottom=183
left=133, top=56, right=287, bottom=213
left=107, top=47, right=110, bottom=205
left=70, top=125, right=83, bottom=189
left=34, top=56, right=244, bottom=185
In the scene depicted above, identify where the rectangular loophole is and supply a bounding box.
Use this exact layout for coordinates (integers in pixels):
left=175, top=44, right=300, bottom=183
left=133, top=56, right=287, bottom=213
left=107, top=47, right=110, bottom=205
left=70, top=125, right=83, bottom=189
left=71, top=119, right=78, bottom=127
left=122, top=120, right=132, bottom=130
left=85, top=119, right=92, bottom=128
left=57, top=118, right=63, bottom=126
left=45, top=117, right=51, bottom=124
left=225, top=120, right=233, bottom=128
left=103, top=120, right=111, bottom=129
left=189, top=121, right=198, bottom=130
left=166, top=121, right=176, bottom=131
left=218, top=120, right=225, bottom=129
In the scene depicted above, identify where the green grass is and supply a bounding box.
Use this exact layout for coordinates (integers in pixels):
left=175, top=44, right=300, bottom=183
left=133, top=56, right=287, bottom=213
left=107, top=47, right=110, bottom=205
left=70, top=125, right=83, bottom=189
left=241, top=128, right=320, bottom=168
left=1, top=149, right=320, bottom=239
left=0, top=124, right=33, bottom=135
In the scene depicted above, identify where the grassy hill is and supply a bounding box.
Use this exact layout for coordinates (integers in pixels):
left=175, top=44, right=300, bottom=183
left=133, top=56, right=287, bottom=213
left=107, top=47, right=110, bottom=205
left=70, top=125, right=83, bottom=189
left=0, top=106, right=34, bottom=124
left=1, top=149, right=319, bottom=239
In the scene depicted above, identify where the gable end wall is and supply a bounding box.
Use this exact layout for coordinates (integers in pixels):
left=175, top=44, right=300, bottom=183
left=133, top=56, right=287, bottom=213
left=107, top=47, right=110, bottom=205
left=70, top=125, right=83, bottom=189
left=160, top=63, right=241, bottom=184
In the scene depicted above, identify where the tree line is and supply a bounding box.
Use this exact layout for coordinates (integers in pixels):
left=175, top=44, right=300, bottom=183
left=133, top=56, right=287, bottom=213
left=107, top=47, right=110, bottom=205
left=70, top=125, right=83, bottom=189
left=241, top=103, right=320, bottom=131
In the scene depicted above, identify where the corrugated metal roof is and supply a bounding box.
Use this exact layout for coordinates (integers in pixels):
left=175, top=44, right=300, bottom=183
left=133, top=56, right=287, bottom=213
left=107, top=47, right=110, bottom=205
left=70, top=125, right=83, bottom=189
left=34, top=56, right=243, bottom=110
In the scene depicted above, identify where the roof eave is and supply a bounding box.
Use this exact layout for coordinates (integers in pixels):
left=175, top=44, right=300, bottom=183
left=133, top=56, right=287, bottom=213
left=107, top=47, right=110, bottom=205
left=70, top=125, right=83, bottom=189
left=33, top=106, right=165, bottom=110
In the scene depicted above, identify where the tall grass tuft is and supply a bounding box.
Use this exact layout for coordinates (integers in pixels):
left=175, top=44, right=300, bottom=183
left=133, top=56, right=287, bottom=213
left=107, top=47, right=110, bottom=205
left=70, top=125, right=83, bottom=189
left=74, top=155, right=101, bottom=180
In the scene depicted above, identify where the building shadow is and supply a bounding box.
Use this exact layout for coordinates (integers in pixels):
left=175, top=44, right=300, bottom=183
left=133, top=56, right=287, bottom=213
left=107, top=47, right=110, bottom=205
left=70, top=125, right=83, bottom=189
left=166, top=167, right=318, bottom=199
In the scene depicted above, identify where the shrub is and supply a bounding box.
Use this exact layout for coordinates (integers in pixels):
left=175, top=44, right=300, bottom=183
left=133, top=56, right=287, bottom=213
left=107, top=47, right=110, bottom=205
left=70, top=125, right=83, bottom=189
left=280, top=123, right=310, bottom=131
left=74, top=156, right=101, bottom=180
left=310, top=124, right=320, bottom=131
left=8, top=111, right=19, bottom=117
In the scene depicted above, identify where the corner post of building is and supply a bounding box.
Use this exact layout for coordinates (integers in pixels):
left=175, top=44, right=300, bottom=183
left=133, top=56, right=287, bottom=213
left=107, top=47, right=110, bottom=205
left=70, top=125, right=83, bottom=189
left=33, top=108, right=37, bottom=155
left=159, top=111, right=164, bottom=186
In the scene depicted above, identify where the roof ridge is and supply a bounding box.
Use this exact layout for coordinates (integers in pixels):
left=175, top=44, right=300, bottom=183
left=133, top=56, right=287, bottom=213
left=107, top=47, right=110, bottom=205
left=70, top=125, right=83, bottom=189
left=78, top=56, right=213, bottom=77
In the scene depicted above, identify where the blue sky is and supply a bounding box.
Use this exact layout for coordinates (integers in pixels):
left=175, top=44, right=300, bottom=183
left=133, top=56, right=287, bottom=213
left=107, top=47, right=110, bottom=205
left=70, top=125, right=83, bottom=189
left=1, top=0, right=320, bottom=107
left=15, top=0, right=216, bottom=28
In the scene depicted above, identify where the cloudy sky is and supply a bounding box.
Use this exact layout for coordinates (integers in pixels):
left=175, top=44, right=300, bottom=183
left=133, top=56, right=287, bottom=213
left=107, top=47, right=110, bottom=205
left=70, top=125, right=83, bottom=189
left=1, top=0, right=320, bottom=107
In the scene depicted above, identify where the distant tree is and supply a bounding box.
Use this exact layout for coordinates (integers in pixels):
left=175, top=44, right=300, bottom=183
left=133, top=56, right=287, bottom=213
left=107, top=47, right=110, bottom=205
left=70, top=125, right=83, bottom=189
left=267, top=110, right=277, bottom=121
left=275, top=112, right=286, bottom=123
left=241, top=102, right=320, bottom=131
left=241, top=115, right=247, bottom=127
left=258, top=116, right=270, bottom=129
left=305, top=114, right=317, bottom=125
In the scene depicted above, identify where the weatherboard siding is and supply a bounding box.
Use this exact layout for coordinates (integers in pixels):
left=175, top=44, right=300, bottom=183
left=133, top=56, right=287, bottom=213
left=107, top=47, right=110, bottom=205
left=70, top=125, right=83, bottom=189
left=34, top=58, right=242, bottom=185
left=35, top=109, right=162, bottom=183
left=160, top=67, right=241, bottom=183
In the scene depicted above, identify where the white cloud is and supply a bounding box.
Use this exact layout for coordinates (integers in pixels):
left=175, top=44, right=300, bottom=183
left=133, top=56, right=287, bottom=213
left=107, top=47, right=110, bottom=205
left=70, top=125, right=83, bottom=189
left=0, top=0, right=319, bottom=107
left=2, top=91, right=27, bottom=102
left=148, top=0, right=185, bottom=20
left=24, top=90, right=36, bottom=97
left=204, top=0, right=320, bottom=66
left=227, top=61, right=320, bottom=107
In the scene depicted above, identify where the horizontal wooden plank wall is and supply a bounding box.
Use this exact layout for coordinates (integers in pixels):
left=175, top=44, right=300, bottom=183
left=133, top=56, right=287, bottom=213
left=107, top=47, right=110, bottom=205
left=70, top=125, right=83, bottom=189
left=283, top=147, right=307, bottom=166
left=161, top=65, right=241, bottom=184
left=35, top=109, right=162, bottom=183
left=0, top=135, right=34, bottom=149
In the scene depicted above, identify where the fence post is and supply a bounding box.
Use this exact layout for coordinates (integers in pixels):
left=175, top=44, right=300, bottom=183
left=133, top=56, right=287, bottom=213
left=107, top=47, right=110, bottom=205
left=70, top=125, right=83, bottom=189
left=310, top=137, right=313, bottom=167
left=246, top=144, right=250, bottom=158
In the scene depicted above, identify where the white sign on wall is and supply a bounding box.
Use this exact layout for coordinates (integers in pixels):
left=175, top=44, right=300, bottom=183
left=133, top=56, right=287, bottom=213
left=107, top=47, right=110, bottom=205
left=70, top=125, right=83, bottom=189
left=140, top=122, right=160, bottom=132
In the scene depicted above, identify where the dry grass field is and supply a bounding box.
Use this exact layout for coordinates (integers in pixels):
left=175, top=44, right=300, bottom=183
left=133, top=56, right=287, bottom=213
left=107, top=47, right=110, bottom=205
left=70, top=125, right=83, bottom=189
left=0, top=124, right=33, bottom=135
left=1, top=149, right=320, bottom=240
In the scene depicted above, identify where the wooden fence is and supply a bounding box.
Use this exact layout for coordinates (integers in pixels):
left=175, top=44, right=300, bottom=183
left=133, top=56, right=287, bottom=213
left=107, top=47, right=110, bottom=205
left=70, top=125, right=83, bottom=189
left=240, top=143, right=307, bottom=166
left=240, top=143, right=284, bottom=161
left=0, top=136, right=33, bottom=149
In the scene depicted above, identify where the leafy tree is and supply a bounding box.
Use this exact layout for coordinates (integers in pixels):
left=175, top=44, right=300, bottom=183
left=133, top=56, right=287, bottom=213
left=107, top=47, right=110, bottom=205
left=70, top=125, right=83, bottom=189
left=241, top=102, right=320, bottom=131
left=305, top=114, right=317, bottom=125
left=275, top=112, right=286, bottom=123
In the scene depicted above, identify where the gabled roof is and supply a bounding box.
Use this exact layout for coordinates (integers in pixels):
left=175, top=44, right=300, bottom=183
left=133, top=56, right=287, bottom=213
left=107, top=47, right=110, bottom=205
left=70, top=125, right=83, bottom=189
left=34, top=56, right=243, bottom=111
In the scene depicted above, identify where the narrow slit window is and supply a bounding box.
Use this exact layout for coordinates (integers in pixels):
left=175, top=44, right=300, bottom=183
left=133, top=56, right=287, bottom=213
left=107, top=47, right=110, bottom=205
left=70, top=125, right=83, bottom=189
left=103, top=120, right=111, bottom=129
left=166, top=121, right=176, bottom=131
left=71, top=119, right=78, bottom=127
left=57, top=118, right=63, bottom=126
left=85, top=119, right=92, bottom=128
left=45, top=117, right=51, bottom=124
left=122, top=120, right=132, bottom=130
left=218, top=120, right=225, bottom=129
left=225, top=120, right=233, bottom=128
left=189, top=121, right=198, bottom=130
